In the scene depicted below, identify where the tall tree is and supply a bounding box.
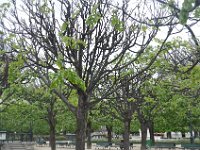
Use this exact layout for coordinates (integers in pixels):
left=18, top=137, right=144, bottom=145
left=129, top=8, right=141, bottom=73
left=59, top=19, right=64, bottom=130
left=150, top=37, right=200, bottom=142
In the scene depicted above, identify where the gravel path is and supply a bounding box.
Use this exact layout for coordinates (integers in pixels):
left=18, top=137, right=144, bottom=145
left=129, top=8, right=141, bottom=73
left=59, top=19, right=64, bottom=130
left=34, top=144, right=142, bottom=150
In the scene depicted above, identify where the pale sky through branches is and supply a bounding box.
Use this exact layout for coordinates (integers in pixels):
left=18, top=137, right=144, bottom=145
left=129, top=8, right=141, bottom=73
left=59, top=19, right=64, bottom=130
left=0, top=0, right=199, bottom=45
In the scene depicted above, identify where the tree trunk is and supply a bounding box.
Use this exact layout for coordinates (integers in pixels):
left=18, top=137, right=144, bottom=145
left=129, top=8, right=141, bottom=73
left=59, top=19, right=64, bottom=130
left=86, top=120, right=92, bottom=149
left=123, top=119, right=131, bottom=150
left=48, top=106, right=56, bottom=150
left=49, top=125, right=56, bottom=150
left=29, top=121, right=33, bottom=142
left=148, top=121, right=155, bottom=145
left=194, top=131, right=198, bottom=139
left=189, top=124, right=194, bottom=144
left=106, top=125, right=112, bottom=143
left=181, top=132, right=185, bottom=138
left=167, top=132, right=172, bottom=139
left=76, top=92, right=87, bottom=150
left=141, top=123, right=147, bottom=150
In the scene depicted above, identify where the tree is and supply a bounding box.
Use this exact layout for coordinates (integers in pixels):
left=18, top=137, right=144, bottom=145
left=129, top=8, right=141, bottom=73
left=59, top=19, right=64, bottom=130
left=93, top=100, right=122, bottom=143
left=17, top=84, right=65, bottom=150
left=149, top=37, right=200, bottom=142
left=0, top=29, right=32, bottom=110
left=155, top=0, right=200, bottom=72
left=0, top=101, right=47, bottom=137
left=180, top=0, right=200, bottom=24
left=35, top=88, right=57, bottom=150
left=112, top=77, right=142, bottom=150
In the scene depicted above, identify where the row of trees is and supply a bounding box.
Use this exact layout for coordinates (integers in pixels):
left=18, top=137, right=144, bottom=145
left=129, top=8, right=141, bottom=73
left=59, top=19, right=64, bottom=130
left=1, top=72, right=200, bottom=148
left=0, top=71, right=200, bottom=148
left=0, top=0, right=200, bottom=150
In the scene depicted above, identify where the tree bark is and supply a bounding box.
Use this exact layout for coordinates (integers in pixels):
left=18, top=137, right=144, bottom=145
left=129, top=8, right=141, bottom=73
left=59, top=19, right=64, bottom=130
left=194, top=131, right=198, bottom=139
left=106, top=125, right=112, bottom=143
left=49, top=124, right=56, bottom=150
left=189, top=124, right=194, bottom=144
left=123, top=119, right=131, bottom=150
left=148, top=121, right=155, bottom=145
left=48, top=105, right=56, bottom=150
left=167, top=132, right=172, bottom=139
left=141, top=124, right=147, bottom=150
left=181, top=132, right=185, bottom=138
left=76, top=92, right=87, bottom=150
left=86, top=120, right=92, bottom=149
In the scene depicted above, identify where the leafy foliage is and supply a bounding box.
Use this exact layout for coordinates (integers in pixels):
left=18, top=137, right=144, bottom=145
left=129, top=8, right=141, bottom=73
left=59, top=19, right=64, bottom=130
left=86, top=4, right=101, bottom=28
left=111, top=12, right=124, bottom=32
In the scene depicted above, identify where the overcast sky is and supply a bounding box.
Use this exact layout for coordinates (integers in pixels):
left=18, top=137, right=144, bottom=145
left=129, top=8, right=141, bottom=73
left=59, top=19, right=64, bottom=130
left=0, top=0, right=199, bottom=41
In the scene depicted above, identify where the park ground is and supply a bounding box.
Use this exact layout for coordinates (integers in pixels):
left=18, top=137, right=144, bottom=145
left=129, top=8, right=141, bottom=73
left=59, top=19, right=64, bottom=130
left=33, top=143, right=184, bottom=150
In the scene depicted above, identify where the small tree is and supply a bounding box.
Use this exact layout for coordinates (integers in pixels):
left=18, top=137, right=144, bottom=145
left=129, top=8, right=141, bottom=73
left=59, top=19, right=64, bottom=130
left=19, top=84, right=65, bottom=150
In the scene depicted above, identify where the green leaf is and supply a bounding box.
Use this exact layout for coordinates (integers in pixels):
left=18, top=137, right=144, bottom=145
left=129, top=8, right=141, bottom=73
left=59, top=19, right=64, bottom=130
left=62, top=36, right=86, bottom=50
left=39, top=2, right=51, bottom=14
left=55, top=53, right=64, bottom=69
left=77, top=39, right=87, bottom=48
left=0, top=50, right=6, bottom=55
left=179, top=0, right=195, bottom=24
left=86, top=13, right=101, bottom=28
left=61, top=21, right=68, bottom=32
left=50, top=71, right=64, bottom=89
left=64, top=69, right=86, bottom=92
left=68, top=90, right=78, bottom=107
left=86, top=4, right=101, bottom=28
left=8, top=53, right=25, bottom=83
left=62, top=36, right=76, bottom=48
left=0, top=3, right=10, bottom=9
left=50, top=68, right=86, bottom=92
left=179, top=10, right=188, bottom=24
left=194, top=8, right=200, bottom=17
left=111, top=13, right=124, bottom=32
left=144, top=97, right=155, bottom=103
left=12, top=43, right=20, bottom=49
left=128, top=98, right=136, bottom=102
left=141, top=25, right=147, bottom=32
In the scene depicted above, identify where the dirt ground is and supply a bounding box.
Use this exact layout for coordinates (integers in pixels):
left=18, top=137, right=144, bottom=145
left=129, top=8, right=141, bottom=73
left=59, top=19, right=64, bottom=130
left=33, top=144, right=142, bottom=150
left=33, top=144, right=184, bottom=150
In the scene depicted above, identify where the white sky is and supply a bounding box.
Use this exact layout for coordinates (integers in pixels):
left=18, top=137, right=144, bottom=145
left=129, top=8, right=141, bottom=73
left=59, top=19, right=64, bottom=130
left=0, top=0, right=199, bottom=43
